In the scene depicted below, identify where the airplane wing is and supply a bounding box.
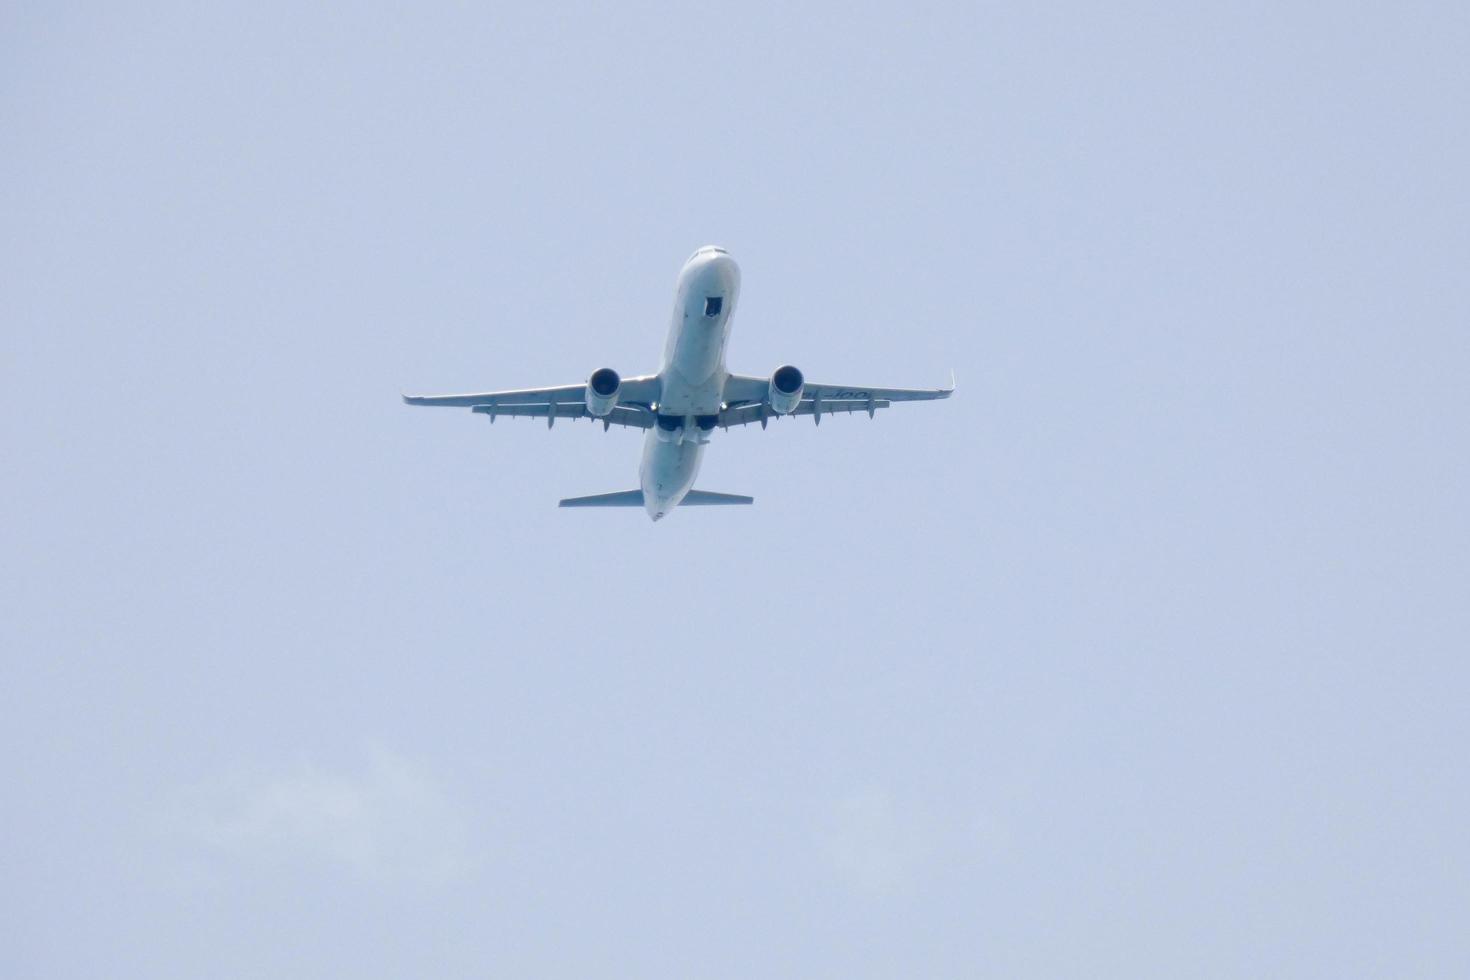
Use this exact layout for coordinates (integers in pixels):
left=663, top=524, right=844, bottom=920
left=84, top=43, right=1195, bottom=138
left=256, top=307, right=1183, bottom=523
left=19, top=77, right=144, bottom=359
left=402, top=376, right=659, bottom=430
left=718, top=373, right=954, bottom=428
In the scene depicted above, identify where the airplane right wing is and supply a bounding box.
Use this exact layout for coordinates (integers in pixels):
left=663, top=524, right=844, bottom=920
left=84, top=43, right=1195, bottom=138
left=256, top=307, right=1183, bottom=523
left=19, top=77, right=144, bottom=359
left=403, top=375, right=660, bottom=430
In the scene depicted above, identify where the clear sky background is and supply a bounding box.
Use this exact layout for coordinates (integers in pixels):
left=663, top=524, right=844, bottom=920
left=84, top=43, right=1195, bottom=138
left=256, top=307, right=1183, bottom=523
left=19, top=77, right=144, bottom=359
left=3, top=2, right=1467, bottom=977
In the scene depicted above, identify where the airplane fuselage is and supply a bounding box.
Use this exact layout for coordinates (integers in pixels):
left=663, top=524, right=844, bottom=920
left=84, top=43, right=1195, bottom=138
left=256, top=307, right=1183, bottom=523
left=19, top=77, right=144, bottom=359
left=639, top=247, right=741, bottom=520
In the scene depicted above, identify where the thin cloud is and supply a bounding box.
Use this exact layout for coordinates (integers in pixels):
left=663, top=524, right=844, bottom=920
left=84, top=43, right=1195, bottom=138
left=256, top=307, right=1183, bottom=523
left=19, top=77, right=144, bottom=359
left=818, top=786, right=1010, bottom=895
left=162, top=746, right=473, bottom=885
left=820, top=788, right=931, bottom=894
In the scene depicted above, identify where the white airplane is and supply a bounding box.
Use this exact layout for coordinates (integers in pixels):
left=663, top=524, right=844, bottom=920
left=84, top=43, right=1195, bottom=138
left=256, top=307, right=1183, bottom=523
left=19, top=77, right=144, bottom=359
left=404, top=246, right=954, bottom=520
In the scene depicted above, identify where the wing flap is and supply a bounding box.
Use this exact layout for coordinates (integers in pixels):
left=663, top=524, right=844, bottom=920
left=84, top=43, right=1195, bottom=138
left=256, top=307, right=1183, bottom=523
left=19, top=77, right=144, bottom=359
left=470, top=403, right=654, bottom=430
left=718, top=399, right=891, bottom=429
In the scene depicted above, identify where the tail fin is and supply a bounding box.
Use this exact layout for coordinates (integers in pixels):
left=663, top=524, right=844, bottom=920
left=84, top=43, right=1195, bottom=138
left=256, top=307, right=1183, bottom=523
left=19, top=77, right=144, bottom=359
left=558, top=490, right=644, bottom=508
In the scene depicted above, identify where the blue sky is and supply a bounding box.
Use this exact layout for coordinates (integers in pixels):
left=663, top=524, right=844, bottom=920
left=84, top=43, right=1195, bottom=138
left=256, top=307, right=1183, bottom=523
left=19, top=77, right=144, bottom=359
left=3, top=2, right=1468, bottom=977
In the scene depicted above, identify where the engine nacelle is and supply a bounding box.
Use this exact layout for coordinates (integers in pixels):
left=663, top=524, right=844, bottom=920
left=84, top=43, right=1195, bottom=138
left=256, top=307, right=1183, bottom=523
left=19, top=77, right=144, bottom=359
left=585, top=368, right=621, bottom=417
left=768, top=365, right=804, bottom=415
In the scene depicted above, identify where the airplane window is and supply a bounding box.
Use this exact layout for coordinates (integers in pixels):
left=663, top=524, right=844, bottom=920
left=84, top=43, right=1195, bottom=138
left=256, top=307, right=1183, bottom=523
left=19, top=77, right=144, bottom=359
left=704, top=296, right=723, bottom=317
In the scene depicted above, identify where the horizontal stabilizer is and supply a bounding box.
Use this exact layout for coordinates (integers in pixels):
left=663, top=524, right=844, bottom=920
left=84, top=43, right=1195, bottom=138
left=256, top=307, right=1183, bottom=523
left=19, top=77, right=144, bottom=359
left=558, top=490, right=644, bottom=508
left=557, top=489, right=753, bottom=508
left=681, top=490, right=754, bottom=506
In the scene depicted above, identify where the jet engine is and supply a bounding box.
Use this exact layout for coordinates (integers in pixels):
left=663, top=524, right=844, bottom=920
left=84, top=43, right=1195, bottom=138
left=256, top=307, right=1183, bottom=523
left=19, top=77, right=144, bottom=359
left=585, top=368, right=621, bottom=417
left=768, top=365, right=804, bottom=415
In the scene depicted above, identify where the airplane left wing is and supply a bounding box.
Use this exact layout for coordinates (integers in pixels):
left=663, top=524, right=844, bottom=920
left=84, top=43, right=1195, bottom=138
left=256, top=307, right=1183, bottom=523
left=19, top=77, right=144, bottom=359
left=403, top=376, right=659, bottom=430
left=718, top=372, right=954, bottom=428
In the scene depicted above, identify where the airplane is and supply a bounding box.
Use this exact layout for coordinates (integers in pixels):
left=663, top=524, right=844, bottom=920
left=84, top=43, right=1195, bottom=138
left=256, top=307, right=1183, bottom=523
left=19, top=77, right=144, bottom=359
left=403, top=246, right=954, bottom=521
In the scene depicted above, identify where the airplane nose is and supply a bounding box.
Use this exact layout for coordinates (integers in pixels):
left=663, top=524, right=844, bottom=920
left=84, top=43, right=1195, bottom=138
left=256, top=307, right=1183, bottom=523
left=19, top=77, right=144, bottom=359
left=701, top=253, right=740, bottom=293
left=686, top=247, right=737, bottom=279
left=680, top=246, right=740, bottom=319
left=686, top=244, right=729, bottom=264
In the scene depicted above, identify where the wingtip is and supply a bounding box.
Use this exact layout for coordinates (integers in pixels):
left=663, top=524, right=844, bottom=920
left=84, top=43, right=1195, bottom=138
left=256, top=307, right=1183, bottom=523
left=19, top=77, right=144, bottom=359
left=941, top=370, right=957, bottom=395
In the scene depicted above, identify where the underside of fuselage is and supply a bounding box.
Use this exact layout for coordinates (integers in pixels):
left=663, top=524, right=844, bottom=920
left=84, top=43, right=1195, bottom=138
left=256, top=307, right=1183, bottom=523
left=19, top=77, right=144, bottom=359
left=638, top=246, right=742, bottom=520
